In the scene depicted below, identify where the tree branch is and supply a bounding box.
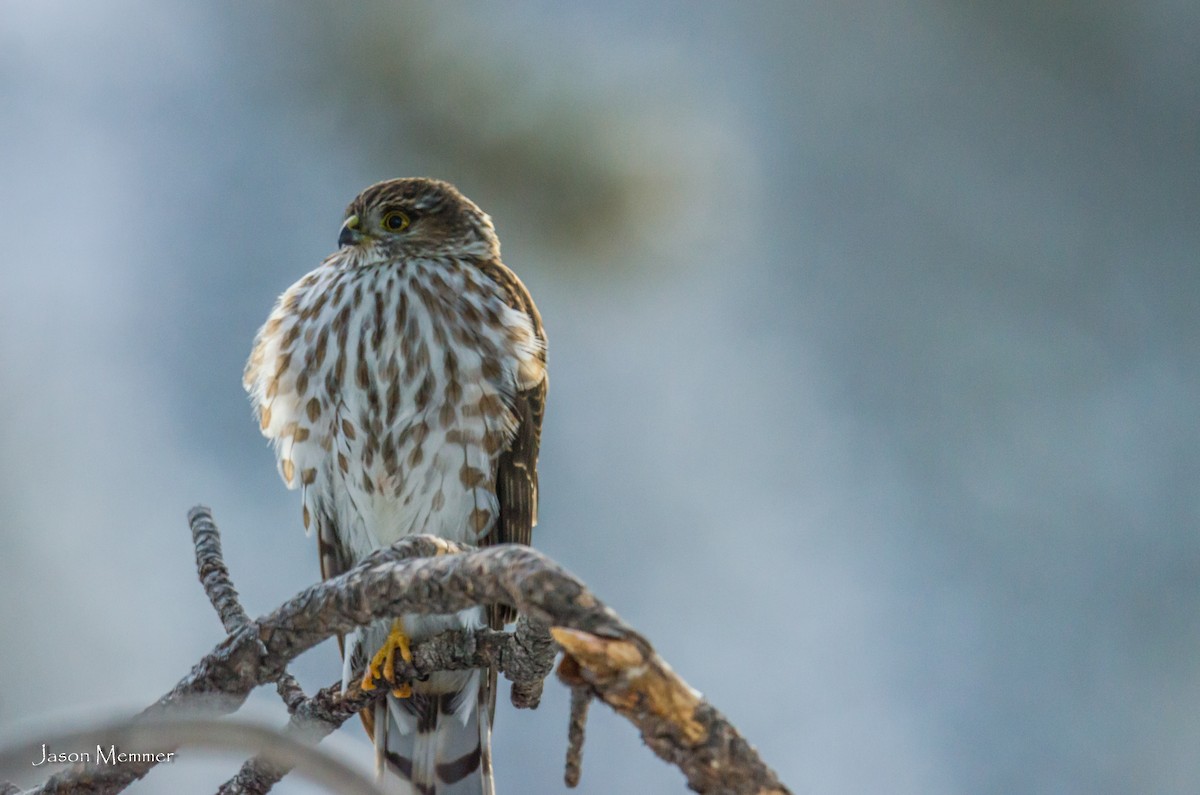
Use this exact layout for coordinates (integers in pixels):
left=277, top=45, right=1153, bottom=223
left=191, top=506, right=310, bottom=716
left=216, top=679, right=374, bottom=795
left=217, top=616, right=556, bottom=795
left=553, top=629, right=789, bottom=795
left=564, top=684, right=591, bottom=787
left=190, top=505, right=252, bottom=634
left=12, top=507, right=791, bottom=795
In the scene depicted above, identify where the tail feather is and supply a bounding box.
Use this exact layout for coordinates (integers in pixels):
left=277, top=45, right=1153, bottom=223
left=377, top=669, right=495, bottom=794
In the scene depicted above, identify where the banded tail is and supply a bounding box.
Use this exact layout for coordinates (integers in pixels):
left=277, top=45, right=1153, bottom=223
left=373, top=669, right=495, bottom=795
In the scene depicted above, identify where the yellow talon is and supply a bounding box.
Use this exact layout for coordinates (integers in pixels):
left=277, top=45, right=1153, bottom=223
left=360, top=619, right=414, bottom=697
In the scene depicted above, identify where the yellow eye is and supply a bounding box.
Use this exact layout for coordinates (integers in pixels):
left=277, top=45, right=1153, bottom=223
left=382, top=210, right=410, bottom=232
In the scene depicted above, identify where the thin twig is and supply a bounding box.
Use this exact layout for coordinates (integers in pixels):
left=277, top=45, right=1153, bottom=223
left=217, top=679, right=380, bottom=795
left=188, top=505, right=251, bottom=634
left=273, top=675, right=308, bottom=715
left=189, top=506, right=309, bottom=711
left=564, top=684, right=592, bottom=787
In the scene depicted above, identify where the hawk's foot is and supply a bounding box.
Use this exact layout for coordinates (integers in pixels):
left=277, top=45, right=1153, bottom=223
left=361, top=619, right=414, bottom=698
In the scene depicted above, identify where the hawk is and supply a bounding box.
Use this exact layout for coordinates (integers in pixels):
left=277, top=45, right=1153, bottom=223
left=244, top=178, right=547, bottom=794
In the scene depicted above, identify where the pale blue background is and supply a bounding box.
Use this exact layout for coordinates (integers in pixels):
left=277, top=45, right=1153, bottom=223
left=1, top=2, right=1197, bottom=793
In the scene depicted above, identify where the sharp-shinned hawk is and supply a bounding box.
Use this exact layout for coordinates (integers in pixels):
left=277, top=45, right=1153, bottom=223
left=244, top=178, right=547, bottom=794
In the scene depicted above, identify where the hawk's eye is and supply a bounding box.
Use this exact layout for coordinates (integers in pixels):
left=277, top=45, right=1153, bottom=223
left=382, top=211, right=411, bottom=232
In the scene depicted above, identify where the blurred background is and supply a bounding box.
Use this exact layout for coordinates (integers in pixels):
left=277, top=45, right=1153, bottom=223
left=1, top=1, right=1198, bottom=793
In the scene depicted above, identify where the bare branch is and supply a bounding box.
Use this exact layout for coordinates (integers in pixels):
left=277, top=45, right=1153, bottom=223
left=217, top=680, right=376, bottom=795
left=217, top=619, right=557, bottom=795
left=190, top=506, right=308, bottom=714
left=19, top=508, right=790, bottom=795
left=564, top=685, right=591, bottom=787
left=273, top=677, right=308, bottom=716
left=189, top=505, right=252, bottom=634
left=199, top=506, right=554, bottom=795
left=553, top=628, right=790, bottom=795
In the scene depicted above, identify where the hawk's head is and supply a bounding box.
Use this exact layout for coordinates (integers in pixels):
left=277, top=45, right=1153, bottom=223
left=338, top=178, right=499, bottom=261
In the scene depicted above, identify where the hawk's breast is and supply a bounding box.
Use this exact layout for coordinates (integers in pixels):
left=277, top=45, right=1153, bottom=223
left=245, top=253, right=543, bottom=562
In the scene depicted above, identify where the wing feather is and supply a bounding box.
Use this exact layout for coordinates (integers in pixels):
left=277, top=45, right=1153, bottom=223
left=477, top=260, right=547, bottom=628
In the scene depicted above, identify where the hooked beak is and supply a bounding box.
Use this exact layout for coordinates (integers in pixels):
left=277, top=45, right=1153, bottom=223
left=338, top=214, right=362, bottom=248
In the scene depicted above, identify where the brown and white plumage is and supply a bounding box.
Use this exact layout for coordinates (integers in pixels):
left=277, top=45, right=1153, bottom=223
left=244, top=178, right=546, bottom=794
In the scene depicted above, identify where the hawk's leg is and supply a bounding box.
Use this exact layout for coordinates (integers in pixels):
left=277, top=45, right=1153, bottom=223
left=361, top=618, right=414, bottom=698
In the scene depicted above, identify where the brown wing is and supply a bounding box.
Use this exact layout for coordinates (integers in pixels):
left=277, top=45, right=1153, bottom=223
left=491, top=375, right=546, bottom=541
left=478, top=260, right=547, bottom=628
